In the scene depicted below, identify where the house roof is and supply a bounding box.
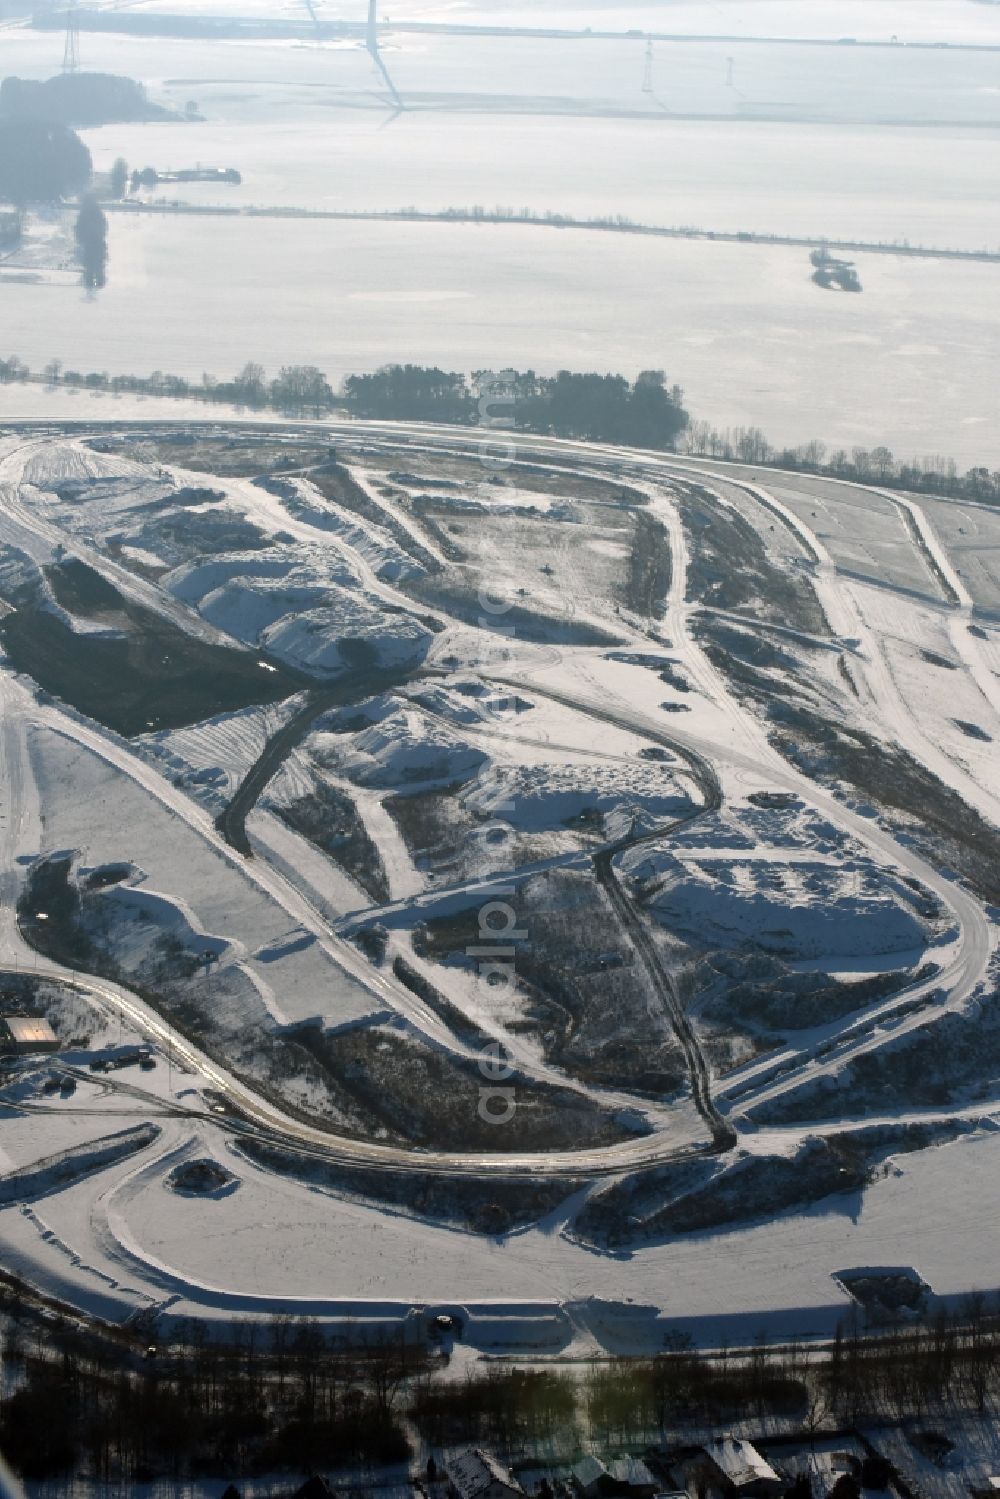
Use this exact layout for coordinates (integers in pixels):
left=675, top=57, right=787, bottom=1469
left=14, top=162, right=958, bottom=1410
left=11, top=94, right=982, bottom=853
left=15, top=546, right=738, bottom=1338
left=449, top=1449, right=523, bottom=1499
left=704, top=1439, right=780, bottom=1488
left=2, top=1016, right=57, bottom=1047
left=292, top=1478, right=333, bottom=1499
left=608, top=1459, right=656, bottom=1490
left=574, top=1458, right=610, bottom=1488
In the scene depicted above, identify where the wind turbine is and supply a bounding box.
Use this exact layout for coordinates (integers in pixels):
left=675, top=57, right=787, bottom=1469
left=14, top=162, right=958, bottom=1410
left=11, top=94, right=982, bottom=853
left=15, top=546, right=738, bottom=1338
left=366, top=0, right=403, bottom=111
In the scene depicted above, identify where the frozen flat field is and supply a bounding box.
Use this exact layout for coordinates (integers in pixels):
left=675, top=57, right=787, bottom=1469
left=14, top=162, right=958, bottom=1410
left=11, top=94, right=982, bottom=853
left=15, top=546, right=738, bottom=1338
left=74, top=0, right=1000, bottom=48
left=24, top=1119, right=1000, bottom=1344
left=8, top=16, right=1000, bottom=250
left=73, top=116, right=1000, bottom=254
left=918, top=495, right=1000, bottom=616
left=766, top=477, right=943, bottom=597
left=6, top=0, right=999, bottom=481
left=0, top=382, right=282, bottom=423
left=4, top=216, right=999, bottom=466
left=330, top=1, right=1000, bottom=46
left=9, top=20, right=1000, bottom=126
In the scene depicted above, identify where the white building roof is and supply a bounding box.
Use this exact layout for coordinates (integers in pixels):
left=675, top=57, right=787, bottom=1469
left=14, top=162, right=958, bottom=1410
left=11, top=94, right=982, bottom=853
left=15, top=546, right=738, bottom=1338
left=574, top=1458, right=609, bottom=1489
left=704, top=1439, right=780, bottom=1488
left=608, top=1459, right=656, bottom=1490
left=2, top=1016, right=57, bottom=1047
left=449, top=1450, right=523, bottom=1499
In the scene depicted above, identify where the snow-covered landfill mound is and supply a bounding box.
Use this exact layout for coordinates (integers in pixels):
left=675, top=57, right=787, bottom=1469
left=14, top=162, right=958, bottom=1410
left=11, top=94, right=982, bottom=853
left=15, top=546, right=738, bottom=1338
left=625, top=847, right=935, bottom=960
left=263, top=599, right=432, bottom=675
left=168, top=552, right=434, bottom=676
left=0, top=539, right=126, bottom=639
left=79, top=871, right=234, bottom=973
left=473, top=763, right=693, bottom=836
left=14, top=451, right=438, bottom=679
left=0, top=540, right=47, bottom=601
left=330, top=706, right=487, bottom=790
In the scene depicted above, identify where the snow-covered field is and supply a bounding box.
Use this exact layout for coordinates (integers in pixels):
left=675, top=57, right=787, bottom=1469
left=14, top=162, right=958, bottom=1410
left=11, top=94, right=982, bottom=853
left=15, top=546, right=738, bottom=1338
left=27, top=724, right=383, bottom=1031
left=918, top=495, right=1000, bottom=617
left=3, top=0, right=999, bottom=468
left=6, top=1102, right=1000, bottom=1347
left=67, top=118, right=1000, bottom=254
left=325, top=1, right=1000, bottom=46
left=4, top=218, right=999, bottom=465
left=62, top=0, right=1000, bottom=47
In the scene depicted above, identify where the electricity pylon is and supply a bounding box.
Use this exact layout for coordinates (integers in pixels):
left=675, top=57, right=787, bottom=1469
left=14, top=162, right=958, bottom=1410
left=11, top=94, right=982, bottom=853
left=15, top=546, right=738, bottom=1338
left=642, top=36, right=654, bottom=94
left=63, top=0, right=80, bottom=75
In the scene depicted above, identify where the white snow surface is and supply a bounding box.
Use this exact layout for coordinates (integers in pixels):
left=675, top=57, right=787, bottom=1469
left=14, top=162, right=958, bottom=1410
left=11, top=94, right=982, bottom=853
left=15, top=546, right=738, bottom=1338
left=5, top=1117, right=1000, bottom=1348
left=628, top=846, right=933, bottom=961
left=336, top=708, right=487, bottom=789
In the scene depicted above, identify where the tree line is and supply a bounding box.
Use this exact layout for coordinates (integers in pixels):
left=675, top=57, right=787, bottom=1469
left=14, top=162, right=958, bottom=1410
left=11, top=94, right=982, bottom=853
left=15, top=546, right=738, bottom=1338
left=0, top=1297, right=417, bottom=1481
left=684, top=420, right=1000, bottom=505
left=0, top=72, right=168, bottom=130
left=0, top=116, right=113, bottom=288
left=0, top=358, right=689, bottom=447
left=0, top=118, right=92, bottom=204
left=0, top=356, right=337, bottom=417
left=1, top=1274, right=998, bottom=1482
left=4, top=351, right=998, bottom=501
left=343, top=365, right=689, bottom=448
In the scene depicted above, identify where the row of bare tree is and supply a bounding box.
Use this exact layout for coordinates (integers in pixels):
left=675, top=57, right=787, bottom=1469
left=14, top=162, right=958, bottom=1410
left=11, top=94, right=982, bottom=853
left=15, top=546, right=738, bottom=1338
left=2, top=1287, right=997, bottom=1481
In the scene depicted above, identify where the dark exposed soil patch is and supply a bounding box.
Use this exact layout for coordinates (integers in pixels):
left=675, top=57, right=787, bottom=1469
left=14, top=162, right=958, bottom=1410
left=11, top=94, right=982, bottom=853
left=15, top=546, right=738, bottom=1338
left=2, top=560, right=305, bottom=735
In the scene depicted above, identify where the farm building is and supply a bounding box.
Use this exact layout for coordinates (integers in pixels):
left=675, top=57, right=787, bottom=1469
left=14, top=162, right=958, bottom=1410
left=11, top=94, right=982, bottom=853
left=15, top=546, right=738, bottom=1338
left=573, top=1456, right=659, bottom=1499
left=610, top=1460, right=659, bottom=1497
left=574, top=1457, right=612, bottom=1499
left=448, top=1449, right=524, bottom=1499
left=681, top=1439, right=783, bottom=1499
left=0, top=1015, right=59, bottom=1055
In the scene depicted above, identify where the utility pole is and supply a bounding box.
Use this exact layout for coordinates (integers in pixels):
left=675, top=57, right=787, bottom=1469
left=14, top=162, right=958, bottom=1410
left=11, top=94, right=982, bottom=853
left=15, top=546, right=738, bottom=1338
left=642, top=36, right=654, bottom=94
left=726, top=55, right=735, bottom=88
left=63, top=0, right=80, bottom=76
